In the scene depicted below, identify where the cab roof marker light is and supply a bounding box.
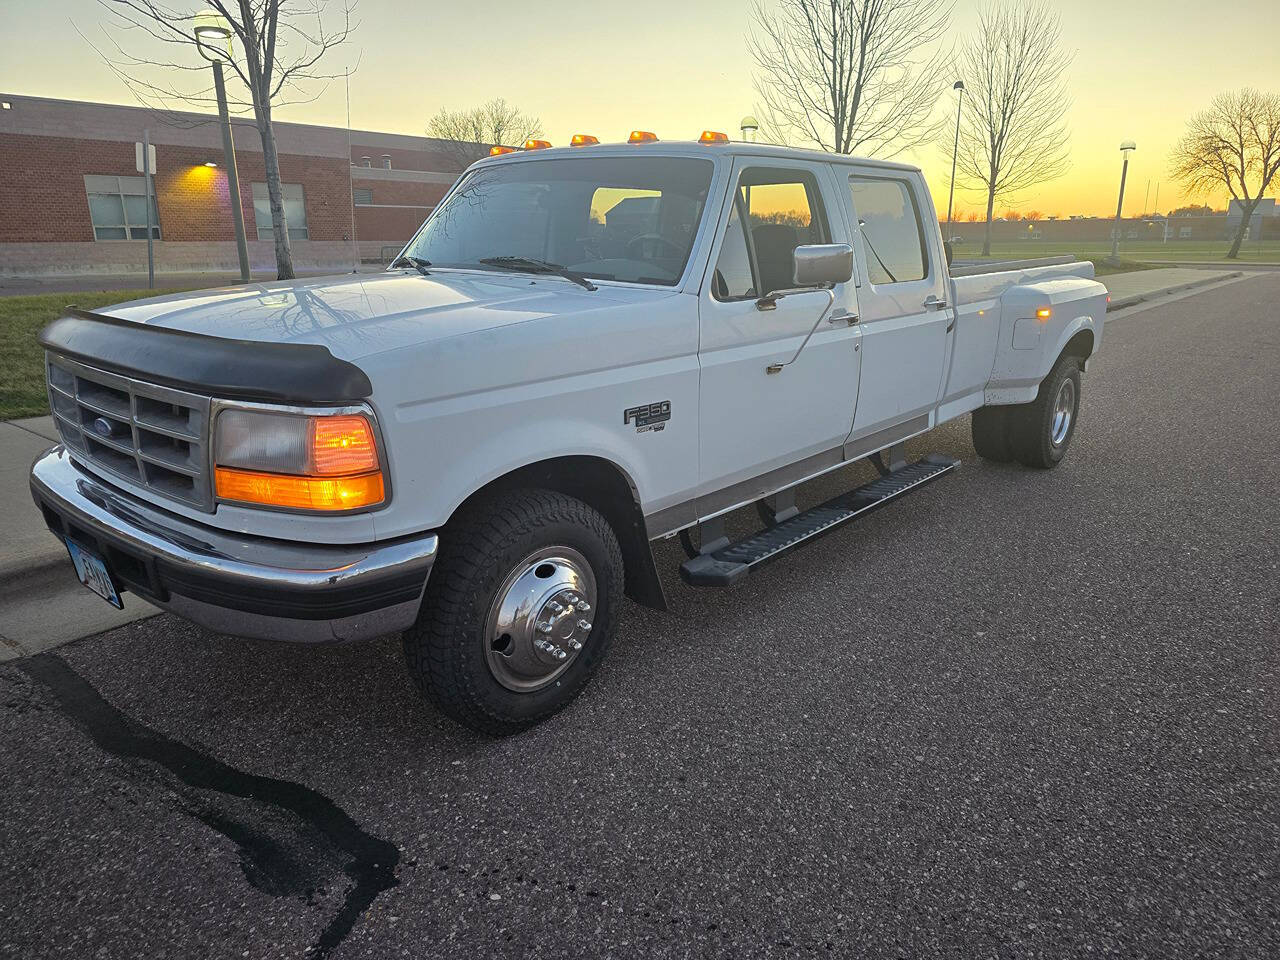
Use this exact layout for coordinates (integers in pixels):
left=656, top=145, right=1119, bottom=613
left=524, top=139, right=552, bottom=150
left=489, top=145, right=516, bottom=155
left=570, top=134, right=599, bottom=146
left=628, top=130, right=658, bottom=144
left=699, top=130, right=729, bottom=144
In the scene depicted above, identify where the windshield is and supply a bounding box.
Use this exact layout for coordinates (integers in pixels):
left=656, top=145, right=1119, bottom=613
left=405, top=156, right=714, bottom=286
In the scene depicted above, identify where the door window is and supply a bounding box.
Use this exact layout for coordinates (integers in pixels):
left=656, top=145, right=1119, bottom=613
left=712, top=168, right=830, bottom=300
left=848, top=177, right=928, bottom=284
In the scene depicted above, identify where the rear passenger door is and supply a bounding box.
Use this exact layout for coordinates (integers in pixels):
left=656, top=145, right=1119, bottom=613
left=696, top=159, right=861, bottom=498
left=845, top=171, right=952, bottom=439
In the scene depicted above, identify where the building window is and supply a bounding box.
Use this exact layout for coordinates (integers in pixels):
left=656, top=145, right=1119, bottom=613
left=251, top=182, right=308, bottom=241
left=84, top=175, right=160, bottom=241
left=381, top=155, right=392, bottom=169
left=353, top=187, right=373, bottom=205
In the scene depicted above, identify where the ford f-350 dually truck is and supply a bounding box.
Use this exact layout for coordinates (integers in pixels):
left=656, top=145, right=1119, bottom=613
left=30, top=134, right=1107, bottom=734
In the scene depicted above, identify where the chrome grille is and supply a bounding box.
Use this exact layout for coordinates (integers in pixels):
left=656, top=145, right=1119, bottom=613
left=46, top=353, right=213, bottom=511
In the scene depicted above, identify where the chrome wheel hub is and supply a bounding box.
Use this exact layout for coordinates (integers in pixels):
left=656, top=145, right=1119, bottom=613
left=1050, top=378, right=1075, bottom=447
left=484, top=546, right=596, bottom=693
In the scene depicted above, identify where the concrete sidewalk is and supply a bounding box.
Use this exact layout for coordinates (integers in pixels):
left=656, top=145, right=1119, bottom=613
left=0, top=265, right=1249, bottom=660
left=0, top=416, right=159, bottom=660
left=1103, top=267, right=1242, bottom=309
left=0, top=416, right=62, bottom=581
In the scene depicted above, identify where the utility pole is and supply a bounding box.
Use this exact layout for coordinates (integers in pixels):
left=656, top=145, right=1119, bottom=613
left=143, top=127, right=155, bottom=289
left=1111, top=140, right=1136, bottom=261
left=946, top=81, right=965, bottom=229
left=211, top=60, right=251, bottom=283
left=195, top=12, right=251, bottom=283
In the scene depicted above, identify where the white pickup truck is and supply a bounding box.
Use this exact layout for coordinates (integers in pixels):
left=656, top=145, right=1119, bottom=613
left=31, top=136, right=1107, bottom=734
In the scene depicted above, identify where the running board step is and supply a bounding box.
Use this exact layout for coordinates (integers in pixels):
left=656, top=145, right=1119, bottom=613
left=680, top=455, right=960, bottom=588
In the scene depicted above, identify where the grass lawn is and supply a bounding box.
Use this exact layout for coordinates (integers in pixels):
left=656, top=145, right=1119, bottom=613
left=951, top=239, right=1280, bottom=265
left=0, top=289, right=190, bottom=420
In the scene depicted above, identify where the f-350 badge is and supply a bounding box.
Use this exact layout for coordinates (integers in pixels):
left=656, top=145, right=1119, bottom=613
left=624, top=401, right=671, bottom=433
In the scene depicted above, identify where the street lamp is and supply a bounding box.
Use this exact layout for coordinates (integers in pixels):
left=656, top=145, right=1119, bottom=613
left=946, top=80, right=965, bottom=231
left=740, top=115, right=759, bottom=143
left=1110, top=140, right=1137, bottom=261
left=194, top=9, right=250, bottom=282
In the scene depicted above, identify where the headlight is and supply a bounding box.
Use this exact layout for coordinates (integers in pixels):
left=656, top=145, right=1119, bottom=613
left=213, top=408, right=385, bottom=512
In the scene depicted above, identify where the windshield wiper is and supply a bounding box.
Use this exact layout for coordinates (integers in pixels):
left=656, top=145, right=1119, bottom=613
left=478, top=256, right=598, bottom=291
left=390, top=255, right=432, bottom=276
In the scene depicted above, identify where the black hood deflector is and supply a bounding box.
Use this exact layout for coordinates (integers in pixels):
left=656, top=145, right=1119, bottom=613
left=40, top=308, right=373, bottom=404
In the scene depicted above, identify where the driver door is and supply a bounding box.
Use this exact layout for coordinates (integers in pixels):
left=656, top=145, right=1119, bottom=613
left=696, top=159, right=861, bottom=502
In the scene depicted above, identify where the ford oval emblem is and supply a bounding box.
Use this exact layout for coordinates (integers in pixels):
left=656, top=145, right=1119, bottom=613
left=92, top=417, right=114, bottom=438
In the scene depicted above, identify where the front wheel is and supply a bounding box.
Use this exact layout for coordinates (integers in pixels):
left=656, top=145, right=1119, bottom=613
left=403, top=488, right=624, bottom=735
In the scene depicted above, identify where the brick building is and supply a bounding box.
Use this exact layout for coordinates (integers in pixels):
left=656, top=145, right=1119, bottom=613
left=0, top=93, right=472, bottom=277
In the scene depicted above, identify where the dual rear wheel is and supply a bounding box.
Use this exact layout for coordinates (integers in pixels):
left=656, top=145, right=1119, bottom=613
left=972, top=354, right=1082, bottom=469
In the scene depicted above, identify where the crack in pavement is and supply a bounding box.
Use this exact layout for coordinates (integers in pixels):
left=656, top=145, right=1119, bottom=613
left=17, top=653, right=400, bottom=958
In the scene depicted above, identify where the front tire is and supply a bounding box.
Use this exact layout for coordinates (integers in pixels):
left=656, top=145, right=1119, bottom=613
left=403, top=488, right=624, bottom=735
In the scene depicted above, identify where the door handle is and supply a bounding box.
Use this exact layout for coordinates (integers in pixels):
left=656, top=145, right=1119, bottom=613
left=828, top=310, right=859, bottom=325
left=925, top=295, right=949, bottom=310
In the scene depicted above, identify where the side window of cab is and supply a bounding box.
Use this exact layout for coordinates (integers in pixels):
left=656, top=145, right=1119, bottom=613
left=711, top=168, right=831, bottom=301
left=848, top=176, right=929, bottom=285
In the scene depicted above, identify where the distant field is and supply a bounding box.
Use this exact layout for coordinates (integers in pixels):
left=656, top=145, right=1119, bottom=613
left=949, top=238, right=1280, bottom=265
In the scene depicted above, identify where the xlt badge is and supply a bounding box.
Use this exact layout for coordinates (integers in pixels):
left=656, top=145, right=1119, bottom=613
left=624, top=401, right=671, bottom=433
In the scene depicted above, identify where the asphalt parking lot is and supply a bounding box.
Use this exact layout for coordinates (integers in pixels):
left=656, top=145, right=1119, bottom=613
left=2, top=275, right=1277, bottom=959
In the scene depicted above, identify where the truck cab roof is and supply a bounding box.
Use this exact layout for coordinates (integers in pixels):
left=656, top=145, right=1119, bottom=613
left=471, top=139, right=923, bottom=174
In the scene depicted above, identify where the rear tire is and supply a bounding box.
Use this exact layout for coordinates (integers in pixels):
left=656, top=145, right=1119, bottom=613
left=1008, top=355, right=1082, bottom=469
left=971, top=406, right=1014, bottom=462
left=403, top=488, right=624, bottom=735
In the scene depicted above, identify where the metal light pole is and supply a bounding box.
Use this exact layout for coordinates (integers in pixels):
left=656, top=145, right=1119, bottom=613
left=1110, top=140, right=1136, bottom=261
left=195, top=10, right=250, bottom=283
left=946, top=80, right=965, bottom=230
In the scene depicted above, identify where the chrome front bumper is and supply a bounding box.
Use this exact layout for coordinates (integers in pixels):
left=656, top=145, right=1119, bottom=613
left=29, top=446, right=438, bottom=643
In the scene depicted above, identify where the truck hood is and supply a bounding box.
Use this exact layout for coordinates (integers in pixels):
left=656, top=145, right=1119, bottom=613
left=102, top=270, right=676, bottom=362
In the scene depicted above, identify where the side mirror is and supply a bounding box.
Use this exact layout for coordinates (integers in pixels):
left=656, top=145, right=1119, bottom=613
left=793, top=243, right=854, bottom=287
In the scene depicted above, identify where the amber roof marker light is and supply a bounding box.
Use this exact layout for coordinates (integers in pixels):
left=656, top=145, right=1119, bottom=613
left=524, top=139, right=552, bottom=150
left=699, top=130, right=730, bottom=144
left=570, top=134, right=600, bottom=146
left=489, top=145, right=516, bottom=156
left=628, top=130, right=658, bottom=144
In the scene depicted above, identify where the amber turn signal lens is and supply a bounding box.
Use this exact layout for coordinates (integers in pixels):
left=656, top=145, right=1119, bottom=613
left=310, top=414, right=378, bottom=475
left=699, top=130, right=729, bottom=144
left=628, top=130, right=658, bottom=143
left=524, top=139, right=552, bottom=150
left=570, top=134, right=599, bottom=146
left=1035, top=307, right=1052, bottom=320
left=489, top=145, right=516, bottom=155
left=215, top=467, right=385, bottom=511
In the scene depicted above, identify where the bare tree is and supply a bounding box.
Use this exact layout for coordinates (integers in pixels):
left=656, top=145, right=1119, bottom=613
left=1171, top=88, right=1280, bottom=260
left=953, top=1, right=1071, bottom=256
left=747, top=0, right=953, bottom=157
left=89, top=1, right=356, bottom=279
left=426, top=99, right=544, bottom=167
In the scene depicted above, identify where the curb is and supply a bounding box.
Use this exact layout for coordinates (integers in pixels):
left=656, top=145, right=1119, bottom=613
left=1107, top=271, right=1244, bottom=311
left=0, top=544, right=68, bottom=585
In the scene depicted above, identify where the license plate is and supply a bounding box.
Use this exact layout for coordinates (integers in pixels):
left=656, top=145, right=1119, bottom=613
left=65, top=538, right=123, bottom=609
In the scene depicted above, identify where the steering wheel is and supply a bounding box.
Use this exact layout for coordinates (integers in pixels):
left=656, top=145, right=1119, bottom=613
left=626, top=233, right=683, bottom=260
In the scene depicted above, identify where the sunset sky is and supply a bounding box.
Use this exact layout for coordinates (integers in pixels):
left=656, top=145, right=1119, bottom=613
left=2, top=0, right=1277, bottom=219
